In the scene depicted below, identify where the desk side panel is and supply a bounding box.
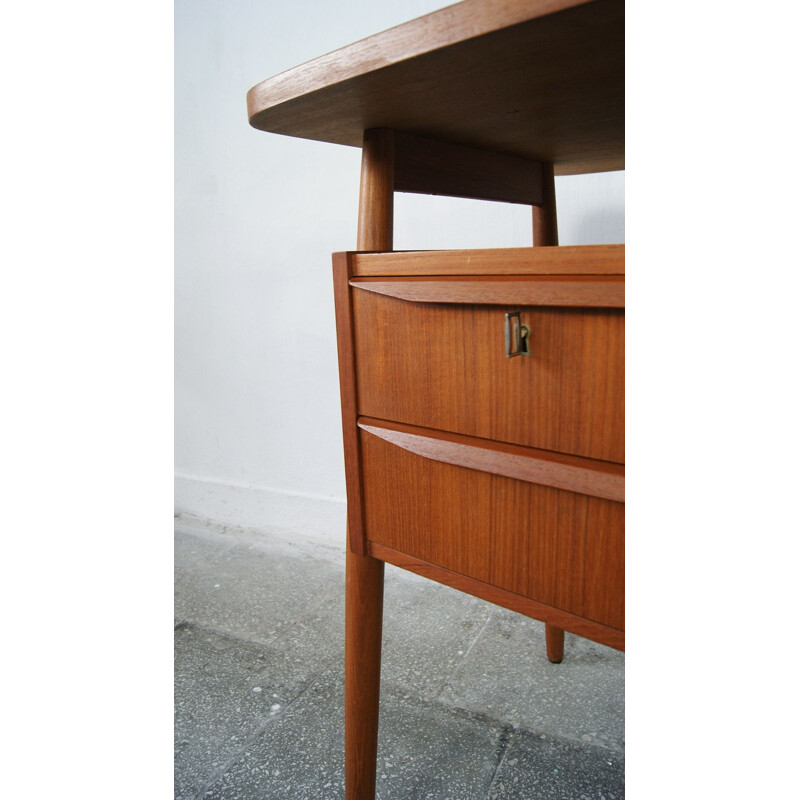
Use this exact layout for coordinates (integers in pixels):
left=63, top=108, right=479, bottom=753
left=332, top=252, right=368, bottom=555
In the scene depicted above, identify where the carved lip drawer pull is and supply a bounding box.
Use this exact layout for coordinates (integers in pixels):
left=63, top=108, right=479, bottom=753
left=505, top=311, right=530, bottom=358
left=358, top=418, right=625, bottom=503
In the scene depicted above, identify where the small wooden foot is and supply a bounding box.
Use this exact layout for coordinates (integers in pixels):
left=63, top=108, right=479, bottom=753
left=345, top=547, right=385, bottom=800
left=545, top=623, right=565, bottom=663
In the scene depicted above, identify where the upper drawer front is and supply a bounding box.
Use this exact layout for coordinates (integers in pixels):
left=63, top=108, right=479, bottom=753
left=352, top=278, right=624, bottom=464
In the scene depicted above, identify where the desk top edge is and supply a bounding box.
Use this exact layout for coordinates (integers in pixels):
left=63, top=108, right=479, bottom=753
left=246, top=0, right=623, bottom=175
left=246, top=0, right=592, bottom=121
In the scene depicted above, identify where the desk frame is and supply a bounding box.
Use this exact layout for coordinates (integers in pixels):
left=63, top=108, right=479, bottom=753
left=338, top=128, right=577, bottom=800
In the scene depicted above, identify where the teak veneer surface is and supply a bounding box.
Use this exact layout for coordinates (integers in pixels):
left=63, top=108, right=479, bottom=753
left=352, top=276, right=624, bottom=308
left=357, top=418, right=625, bottom=502
left=350, top=244, right=625, bottom=276
left=392, top=130, right=546, bottom=205
left=252, top=3, right=625, bottom=794
left=247, top=0, right=624, bottom=175
left=352, top=288, right=625, bottom=463
left=333, top=253, right=368, bottom=556
left=360, top=428, right=624, bottom=631
left=368, top=542, right=624, bottom=650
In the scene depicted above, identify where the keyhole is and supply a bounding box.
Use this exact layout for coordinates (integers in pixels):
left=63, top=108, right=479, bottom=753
left=519, top=324, right=530, bottom=355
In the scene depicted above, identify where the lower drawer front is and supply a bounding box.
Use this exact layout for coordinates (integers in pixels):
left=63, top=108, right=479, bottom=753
left=360, top=426, right=624, bottom=631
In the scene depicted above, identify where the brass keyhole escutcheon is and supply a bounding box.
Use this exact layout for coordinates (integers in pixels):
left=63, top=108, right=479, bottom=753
left=505, top=311, right=530, bottom=358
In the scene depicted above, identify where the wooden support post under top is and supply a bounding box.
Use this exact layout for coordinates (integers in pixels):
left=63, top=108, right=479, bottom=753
left=533, top=161, right=558, bottom=247
left=357, top=129, right=394, bottom=252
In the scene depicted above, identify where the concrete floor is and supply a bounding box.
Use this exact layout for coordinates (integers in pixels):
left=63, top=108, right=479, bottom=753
left=174, top=518, right=624, bottom=799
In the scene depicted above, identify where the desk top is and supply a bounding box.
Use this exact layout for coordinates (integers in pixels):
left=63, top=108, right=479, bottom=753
left=247, top=0, right=623, bottom=175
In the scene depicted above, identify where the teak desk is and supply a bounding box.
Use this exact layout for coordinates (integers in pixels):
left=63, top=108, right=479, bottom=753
left=247, top=1, right=624, bottom=797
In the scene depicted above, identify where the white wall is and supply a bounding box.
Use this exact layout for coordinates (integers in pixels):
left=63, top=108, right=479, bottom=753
left=175, top=0, right=625, bottom=542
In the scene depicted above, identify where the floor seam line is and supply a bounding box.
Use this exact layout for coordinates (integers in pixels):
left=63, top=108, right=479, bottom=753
left=433, top=608, right=495, bottom=701
left=483, top=725, right=515, bottom=800
left=191, top=670, right=328, bottom=800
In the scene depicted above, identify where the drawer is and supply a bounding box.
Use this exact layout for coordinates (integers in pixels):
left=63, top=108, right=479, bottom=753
left=351, top=276, right=624, bottom=463
left=359, top=419, right=624, bottom=632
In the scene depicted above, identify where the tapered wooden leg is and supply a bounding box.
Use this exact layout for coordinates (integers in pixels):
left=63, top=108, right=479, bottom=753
left=545, top=623, right=565, bottom=663
left=343, top=128, right=393, bottom=800
left=534, top=166, right=564, bottom=667
left=345, top=546, right=384, bottom=800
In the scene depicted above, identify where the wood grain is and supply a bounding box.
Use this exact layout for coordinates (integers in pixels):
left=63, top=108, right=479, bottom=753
left=357, top=130, right=394, bottom=251
left=252, top=2, right=627, bottom=793
left=393, top=130, right=544, bottom=205
left=535, top=159, right=564, bottom=662
left=545, top=624, right=565, bottom=662
left=532, top=161, right=559, bottom=246
left=350, top=244, right=625, bottom=277
left=357, top=418, right=624, bottom=502
left=345, top=132, right=394, bottom=800
left=345, top=548, right=384, bottom=800
left=367, top=543, right=623, bottom=651
left=247, top=0, right=624, bottom=175
left=360, top=429, right=624, bottom=632
left=248, top=0, right=590, bottom=116
left=353, top=292, right=625, bottom=463
left=351, top=275, right=624, bottom=308
left=332, top=253, right=367, bottom=555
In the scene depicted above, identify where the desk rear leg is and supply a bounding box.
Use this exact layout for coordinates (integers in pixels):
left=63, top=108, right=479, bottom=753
left=545, top=623, right=565, bottom=663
